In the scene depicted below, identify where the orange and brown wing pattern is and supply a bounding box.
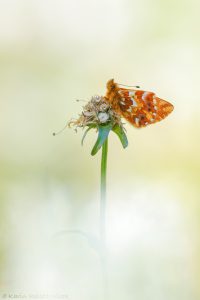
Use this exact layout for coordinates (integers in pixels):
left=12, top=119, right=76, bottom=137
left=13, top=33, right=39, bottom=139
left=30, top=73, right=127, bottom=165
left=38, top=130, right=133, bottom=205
left=117, top=88, right=174, bottom=128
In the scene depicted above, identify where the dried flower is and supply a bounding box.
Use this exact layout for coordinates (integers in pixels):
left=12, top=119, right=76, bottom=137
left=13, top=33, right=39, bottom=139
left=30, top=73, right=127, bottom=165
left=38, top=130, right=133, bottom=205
left=68, top=95, right=128, bottom=155
left=68, top=95, right=123, bottom=130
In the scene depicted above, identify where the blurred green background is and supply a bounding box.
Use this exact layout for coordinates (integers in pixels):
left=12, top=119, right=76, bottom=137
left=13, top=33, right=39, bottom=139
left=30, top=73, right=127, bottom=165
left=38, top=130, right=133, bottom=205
left=0, top=0, right=200, bottom=299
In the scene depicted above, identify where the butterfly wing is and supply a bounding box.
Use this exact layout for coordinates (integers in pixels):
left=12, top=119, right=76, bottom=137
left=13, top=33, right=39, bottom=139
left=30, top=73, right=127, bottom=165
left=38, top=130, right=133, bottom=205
left=118, top=88, right=174, bottom=128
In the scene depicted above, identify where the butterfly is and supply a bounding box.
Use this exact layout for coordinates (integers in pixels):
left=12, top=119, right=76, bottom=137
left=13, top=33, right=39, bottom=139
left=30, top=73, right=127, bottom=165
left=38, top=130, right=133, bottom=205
left=105, top=79, right=174, bottom=128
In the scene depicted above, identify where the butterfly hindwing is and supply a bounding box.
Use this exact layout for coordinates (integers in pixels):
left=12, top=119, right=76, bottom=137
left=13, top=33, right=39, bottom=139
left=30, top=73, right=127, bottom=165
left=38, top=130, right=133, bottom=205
left=117, top=88, right=174, bottom=128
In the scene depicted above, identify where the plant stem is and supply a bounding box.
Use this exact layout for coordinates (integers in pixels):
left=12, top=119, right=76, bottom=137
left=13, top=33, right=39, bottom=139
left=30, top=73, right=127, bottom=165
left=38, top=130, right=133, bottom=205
left=100, top=138, right=108, bottom=243
left=100, top=138, right=108, bottom=299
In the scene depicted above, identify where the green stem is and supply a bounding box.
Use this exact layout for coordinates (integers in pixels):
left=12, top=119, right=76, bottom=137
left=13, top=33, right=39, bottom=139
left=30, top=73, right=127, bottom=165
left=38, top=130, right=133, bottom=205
left=100, top=138, right=108, bottom=299
left=100, top=138, right=108, bottom=244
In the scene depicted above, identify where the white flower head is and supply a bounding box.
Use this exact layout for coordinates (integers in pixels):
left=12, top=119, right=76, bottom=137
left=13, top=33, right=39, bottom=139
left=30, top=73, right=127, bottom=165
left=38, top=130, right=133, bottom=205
left=68, top=95, right=123, bottom=129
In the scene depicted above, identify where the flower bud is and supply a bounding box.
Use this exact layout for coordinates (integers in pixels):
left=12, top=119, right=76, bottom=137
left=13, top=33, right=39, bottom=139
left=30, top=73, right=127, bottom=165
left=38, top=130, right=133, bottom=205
left=98, top=112, right=110, bottom=123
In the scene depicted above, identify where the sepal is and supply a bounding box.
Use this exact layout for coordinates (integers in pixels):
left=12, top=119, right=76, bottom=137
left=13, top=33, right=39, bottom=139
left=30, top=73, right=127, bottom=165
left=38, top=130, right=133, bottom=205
left=91, top=123, right=113, bottom=156
left=82, top=122, right=128, bottom=156
left=112, top=124, right=128, bottom=149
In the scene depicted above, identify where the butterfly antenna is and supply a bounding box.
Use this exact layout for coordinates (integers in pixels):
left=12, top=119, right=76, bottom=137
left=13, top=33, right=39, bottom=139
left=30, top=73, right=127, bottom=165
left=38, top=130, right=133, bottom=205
left=76, top=99, right=87, bottom=102
left=117, top=83, right=140, bottom=88
left=53, top=124, right=68, bottom=136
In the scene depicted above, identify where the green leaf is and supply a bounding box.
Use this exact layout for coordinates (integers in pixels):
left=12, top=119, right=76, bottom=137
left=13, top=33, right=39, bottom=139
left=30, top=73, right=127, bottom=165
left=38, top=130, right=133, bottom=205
left=112, top=124, right=128, bottom=148
left=81, top=124, right=96, bottom=146
left=91, top=123, right=113, bottom=156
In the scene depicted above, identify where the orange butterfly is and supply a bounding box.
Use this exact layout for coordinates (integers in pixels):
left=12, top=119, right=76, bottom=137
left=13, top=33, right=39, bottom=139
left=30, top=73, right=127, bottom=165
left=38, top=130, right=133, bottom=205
left=105, top=79, right=174, bottom=128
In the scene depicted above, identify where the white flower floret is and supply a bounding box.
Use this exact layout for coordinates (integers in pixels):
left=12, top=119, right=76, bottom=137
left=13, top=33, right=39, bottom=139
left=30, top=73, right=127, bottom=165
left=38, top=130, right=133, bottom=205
left=92, top=95, right=102, bottom=103
left=83, top=111, right=94, bottom=117
left=99, top=103, right=109, bottom=111
left=98, top=112, right=110, bottom=123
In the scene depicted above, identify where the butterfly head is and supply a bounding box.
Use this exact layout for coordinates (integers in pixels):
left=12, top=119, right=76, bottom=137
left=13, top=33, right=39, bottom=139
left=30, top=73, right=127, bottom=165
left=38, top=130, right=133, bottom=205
left=106, top=79, right=117, bottom=91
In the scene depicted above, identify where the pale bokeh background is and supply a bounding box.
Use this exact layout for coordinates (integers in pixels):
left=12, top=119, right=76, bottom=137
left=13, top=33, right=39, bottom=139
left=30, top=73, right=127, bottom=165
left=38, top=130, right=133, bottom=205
left=0, top=0, right=200, bottom=299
